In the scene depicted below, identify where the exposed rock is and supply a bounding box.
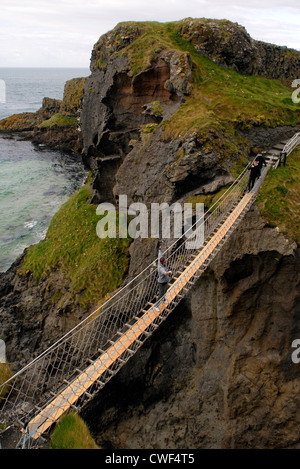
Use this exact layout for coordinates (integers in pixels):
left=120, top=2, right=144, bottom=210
left=178, top=18, right=300, bottom=84
left=113, top=128, right=234, bottom=206
left=30, top=124, right=83, bottom=154
left=0, top=112, right=42, bottom=132
left=81, top=49, right=195, bottom=203
left=39, top=97, right=62, bottom=120
left=91, top=24, right=142, bottom=70
left=241, top=125, right=300, bottom=153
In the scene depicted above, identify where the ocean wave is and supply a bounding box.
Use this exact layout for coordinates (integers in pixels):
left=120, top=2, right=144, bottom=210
left=23, top=220, right=38, bottom=230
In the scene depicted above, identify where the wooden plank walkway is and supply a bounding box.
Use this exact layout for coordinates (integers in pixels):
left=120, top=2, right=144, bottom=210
left=26, top=190, right=254, bottom=440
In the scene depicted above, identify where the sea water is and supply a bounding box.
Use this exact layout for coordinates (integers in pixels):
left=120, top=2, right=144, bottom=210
left=0, top=67, right=90, bottom=120
left=0, top=68, right=90, bottom=272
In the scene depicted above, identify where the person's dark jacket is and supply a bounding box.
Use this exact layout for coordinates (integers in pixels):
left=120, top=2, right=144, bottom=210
left=255, top=154, right=267, bottom=168
left=248, top=163, right=260, bottom=180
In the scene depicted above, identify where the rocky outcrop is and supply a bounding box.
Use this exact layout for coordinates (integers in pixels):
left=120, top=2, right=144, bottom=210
left=113, top=128, right=234, bottom=205
left=178, top=19, right=300, bottom=84
left=81, top=48, right=195, bottom=203
left=30, top=124, right=83, bottom=153
left=0, top=78, right=86, bottom=153
left=0, top=253, right=88, bottom=371
left=80, top=19, right=300, bottom=205
left=0, top=97, right=61, bottom=132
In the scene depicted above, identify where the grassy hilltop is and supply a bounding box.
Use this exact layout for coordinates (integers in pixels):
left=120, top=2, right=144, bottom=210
left=93, top=19, right=299, bottom=135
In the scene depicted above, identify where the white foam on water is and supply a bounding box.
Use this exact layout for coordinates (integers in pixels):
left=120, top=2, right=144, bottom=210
left=24, top=220, right=38, bottom=230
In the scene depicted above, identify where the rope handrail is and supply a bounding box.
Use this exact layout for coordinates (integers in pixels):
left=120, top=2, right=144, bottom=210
left=23, top=188, right=259, bottom=443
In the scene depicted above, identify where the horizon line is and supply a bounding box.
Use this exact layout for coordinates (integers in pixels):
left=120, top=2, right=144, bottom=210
left=0, top=66, right=90, bottom=69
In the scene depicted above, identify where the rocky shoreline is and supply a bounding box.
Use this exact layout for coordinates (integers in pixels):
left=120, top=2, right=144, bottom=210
left=0, top=77, right=87, bottom=154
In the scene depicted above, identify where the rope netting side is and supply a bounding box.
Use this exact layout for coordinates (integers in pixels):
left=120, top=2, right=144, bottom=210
left=0, top=158, right=262, bottom=433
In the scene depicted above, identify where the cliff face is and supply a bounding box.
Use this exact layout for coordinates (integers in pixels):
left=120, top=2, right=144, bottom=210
left=80, top=48, right=195, bottom=204
left=0, top=255, right=88, bottom=368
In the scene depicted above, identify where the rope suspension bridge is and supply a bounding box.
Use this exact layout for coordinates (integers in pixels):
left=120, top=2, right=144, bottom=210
left=0, top=133, right=299, bottom=448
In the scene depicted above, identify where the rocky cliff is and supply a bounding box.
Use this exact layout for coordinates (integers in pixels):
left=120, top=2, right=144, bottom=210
left=178, top=19, right=300, bottom=83
left=1, top=18, right=300, bottom=449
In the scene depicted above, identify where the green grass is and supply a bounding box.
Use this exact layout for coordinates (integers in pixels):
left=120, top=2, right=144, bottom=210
left=39, top=113, right=78, bottom=128
left=161, top=30, right=299, bottom=139
left=50, top=413, right=99, bottom=449
left=141, top=123, right=159, bottom=134
left=0, top=363, right=13, bottom=398
left=186, top=185, right=231, bottom=211
left=112, top=21, right=177, bottom=75
left=20, top=178, right=131, bottom=307
left=61, top=77, right=87, bottom=115
left=256, top=147, right=300, bottom=243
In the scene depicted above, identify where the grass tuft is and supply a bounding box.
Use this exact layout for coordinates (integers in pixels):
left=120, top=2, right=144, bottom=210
left=39, top=113, right=78, bottom=128
left=256, top=147, right=300, bottom=243
left=50, top=413, right=99, bottom=449
left=0, top=363, right=13, bottom=398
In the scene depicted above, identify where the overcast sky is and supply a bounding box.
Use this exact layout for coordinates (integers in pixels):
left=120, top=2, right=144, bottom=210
left=0, top=0, right=299, bottom=68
